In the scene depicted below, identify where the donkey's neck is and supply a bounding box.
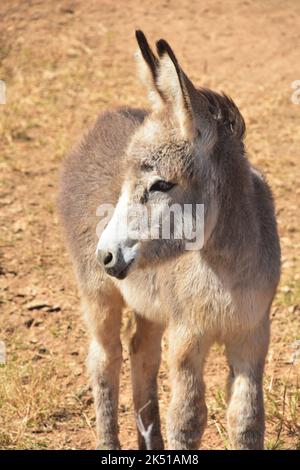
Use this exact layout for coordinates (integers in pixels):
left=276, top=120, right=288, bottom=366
left=201, top=144, right=258, bottom=265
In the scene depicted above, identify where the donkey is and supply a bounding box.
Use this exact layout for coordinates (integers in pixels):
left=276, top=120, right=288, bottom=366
left=58, top=31, right=280, bottom=450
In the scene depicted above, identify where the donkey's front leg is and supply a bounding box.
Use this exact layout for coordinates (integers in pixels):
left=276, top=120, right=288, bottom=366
left=129, top=315, right=165, bottom=450
left=225, top=315, right=270, bottom=450
left=166, top=327, right=210, bottom=450
left=84, top=288, right=124, bottom=450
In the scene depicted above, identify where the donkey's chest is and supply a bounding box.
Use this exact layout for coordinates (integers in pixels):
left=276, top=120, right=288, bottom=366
left=114, top=262, right=230, bottom=326
left=115, top=270, right=166, bottom=322
left=114, top=260, right=266, bottom=333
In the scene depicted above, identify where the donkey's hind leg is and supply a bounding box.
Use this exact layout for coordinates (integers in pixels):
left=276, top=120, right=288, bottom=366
left=225, top=314, right=270, bottom=450
left=129, top=314, right=165, bottom=450
left=84, top=283, right=124, bottom=450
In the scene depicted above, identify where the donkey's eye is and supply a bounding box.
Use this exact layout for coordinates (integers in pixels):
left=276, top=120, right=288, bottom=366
left=149, top=180, right=175, bottom=193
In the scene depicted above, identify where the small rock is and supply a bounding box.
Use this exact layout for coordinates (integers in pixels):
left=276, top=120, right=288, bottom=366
left=26, top=301, right=61, bottom=312
left=27, top=301, right=50, bottom=311
left=24, top=318, right=34, bottom=328
left=0, top=341, right=6, bottom=365
left=38, top=347, right=49, bottom=355
left=13, top=221, right=26, bottom=233
left=85, top=397, right=93, bottom=406
left=271, top=307, right=279, bottom=317
left=5, top=327, right=14, bottom=334
left=287, top=340, right=300, bottom=364
left=287, top=224, right=297, bottom=233
left=32, top=354, right=43, bottom=362
left=290, top=340, right=300, bottom=350
left=47, top=305, right=61, bottom=313
left=60, top=6, right=75, bottom=14
left=288, top=305, right=298, bottom=314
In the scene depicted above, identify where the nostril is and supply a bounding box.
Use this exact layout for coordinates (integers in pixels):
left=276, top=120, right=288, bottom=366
left=97, top=249, right=114, bottom=268
left=103, top=251, right=113, bottom=266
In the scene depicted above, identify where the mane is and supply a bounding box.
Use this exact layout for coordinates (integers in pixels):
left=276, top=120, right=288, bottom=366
left=197, top=88, right=246, bottom=141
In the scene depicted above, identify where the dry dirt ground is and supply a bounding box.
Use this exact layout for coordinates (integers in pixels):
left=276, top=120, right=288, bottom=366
left=0, top=0, right=299, bottom=450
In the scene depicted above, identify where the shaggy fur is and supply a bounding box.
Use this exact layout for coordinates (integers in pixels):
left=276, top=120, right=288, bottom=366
left=58, top=31, right=280, bottom=450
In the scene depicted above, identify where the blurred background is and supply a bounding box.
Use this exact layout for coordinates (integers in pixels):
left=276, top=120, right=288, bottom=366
left=0, top=0, right=299, bottom=449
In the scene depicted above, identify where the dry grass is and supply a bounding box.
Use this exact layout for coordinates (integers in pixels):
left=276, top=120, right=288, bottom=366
left=0, top=0, right=299, bottom=450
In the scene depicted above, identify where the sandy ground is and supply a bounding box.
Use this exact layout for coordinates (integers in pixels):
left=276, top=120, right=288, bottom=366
left=0, top=0, right=299, bottom=449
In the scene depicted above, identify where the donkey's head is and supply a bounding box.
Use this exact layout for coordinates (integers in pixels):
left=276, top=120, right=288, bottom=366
left=97, top=31, right=245, bottom=279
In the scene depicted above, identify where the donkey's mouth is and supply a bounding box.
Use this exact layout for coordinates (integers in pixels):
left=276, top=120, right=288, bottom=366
left=106, top=259, right=135, bottom=280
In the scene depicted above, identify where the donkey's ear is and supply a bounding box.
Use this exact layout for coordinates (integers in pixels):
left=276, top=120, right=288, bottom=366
left=156, top=39, right=196, bottom=140
left=135, top=30, right=164, bottom=109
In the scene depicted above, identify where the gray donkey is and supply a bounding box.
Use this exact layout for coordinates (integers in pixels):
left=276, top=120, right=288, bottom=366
left=58, top=31, right=280, bottom=450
